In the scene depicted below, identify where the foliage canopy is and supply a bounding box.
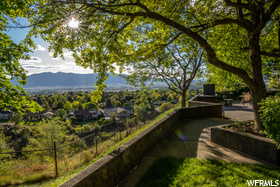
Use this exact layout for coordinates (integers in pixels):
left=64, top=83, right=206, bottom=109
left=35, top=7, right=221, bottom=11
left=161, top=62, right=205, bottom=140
left=6, top=0, right=280, bottom=128
left=0, top=1, right=42, bottom=113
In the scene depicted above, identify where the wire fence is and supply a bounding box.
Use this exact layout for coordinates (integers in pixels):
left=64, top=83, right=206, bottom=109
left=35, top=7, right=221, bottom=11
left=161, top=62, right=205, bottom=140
left=0, top=118, right=150, bottom=186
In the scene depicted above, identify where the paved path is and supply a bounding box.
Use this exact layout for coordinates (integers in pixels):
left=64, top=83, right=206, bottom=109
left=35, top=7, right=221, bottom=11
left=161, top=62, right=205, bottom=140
left=224, top=103, right=255, bottom=121
left=197, top=103, right=263, bottom=163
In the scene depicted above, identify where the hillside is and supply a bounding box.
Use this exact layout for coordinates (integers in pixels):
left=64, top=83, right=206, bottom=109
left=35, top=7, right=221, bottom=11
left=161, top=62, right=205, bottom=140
left=12, top=72, right=202, bottom=92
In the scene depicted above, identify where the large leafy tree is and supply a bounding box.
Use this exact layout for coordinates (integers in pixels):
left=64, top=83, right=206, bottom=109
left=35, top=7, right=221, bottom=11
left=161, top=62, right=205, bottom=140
left=0, top=1, right=42, bottom=113
left=128, top=44, right=203, bottom=108
left=207, top=65, right=246, bottom=92
left=29, top=0, right=280, bottom=130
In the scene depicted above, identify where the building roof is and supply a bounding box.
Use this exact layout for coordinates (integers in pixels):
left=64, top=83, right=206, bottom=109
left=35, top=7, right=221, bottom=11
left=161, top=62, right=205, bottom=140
left=0, top=123, right=15, bottom=127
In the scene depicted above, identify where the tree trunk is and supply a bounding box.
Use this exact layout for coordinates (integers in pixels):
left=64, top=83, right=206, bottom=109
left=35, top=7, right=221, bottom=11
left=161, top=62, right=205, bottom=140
left=247, top=30, right=267, bottom=131
left=181, top=89, right=186, bottom=108
left=250, top=85, right=267, bottom=131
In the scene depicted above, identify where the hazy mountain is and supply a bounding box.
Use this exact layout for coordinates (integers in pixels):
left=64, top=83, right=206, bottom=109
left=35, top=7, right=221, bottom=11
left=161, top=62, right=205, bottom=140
left=23, top=72, right=129, bottom=88
left=13, top=72, right=203, bottom=93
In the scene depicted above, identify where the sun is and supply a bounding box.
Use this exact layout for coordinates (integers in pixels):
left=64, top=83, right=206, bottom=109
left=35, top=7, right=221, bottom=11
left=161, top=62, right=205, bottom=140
left=67, top=17, right=80, bottom=29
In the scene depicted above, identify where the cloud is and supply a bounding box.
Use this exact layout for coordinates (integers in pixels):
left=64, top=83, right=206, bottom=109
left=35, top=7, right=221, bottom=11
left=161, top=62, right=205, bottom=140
left=49, top=50, right=74, bottom=60
left=47, top=51, right=61, bottom=61
left=21, top=54, right=92, bottom=75
left=20, top=46, right=93, bottom=75
left=21, top=56, right=42, bottom=65
left=56, top=61, right=92, bottom=74
left=64, top=51, right=74, bottom=58
left=35, top=44, right=46, bottom=51
left=51, top=57, right=61, bottom=61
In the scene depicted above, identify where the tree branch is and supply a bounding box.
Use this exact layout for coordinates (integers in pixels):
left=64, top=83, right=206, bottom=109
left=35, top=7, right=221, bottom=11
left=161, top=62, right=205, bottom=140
left=109, top=17, right=135, bottom=38
left=263, top=0, right=280, bottom=24
left=224, top=0, right=253, bottom=10
left=159, top=32, right=183, bottom=48
left=46, top=0, right=255, bottom=87
left=142, top=11, right=254, bottom=86
left=260, top=50, right=280, bottom=58
left=189, top=18, right=253, bottom=32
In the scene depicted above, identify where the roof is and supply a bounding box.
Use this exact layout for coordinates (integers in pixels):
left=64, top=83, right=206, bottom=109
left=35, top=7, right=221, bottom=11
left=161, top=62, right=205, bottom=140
left=44, top=111, right=54, bottom=115
left=0, top=123, right=15, bottom=127
left=0, top=111, right=12, bottom=114
left=102, top=107, right=130, bottom=114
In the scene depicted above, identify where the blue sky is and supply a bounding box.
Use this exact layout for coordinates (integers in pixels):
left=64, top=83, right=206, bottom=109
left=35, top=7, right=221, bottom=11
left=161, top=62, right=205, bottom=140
left=7, top=20, right=92, bottom=75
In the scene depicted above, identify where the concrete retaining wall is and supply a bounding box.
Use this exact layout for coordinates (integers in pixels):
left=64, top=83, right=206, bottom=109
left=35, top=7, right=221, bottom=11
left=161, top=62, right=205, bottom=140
left=211, top=126, right=280, bottom=166
left=183, top=104, right=223, bottom=119
left=61, top=104, right=223, bottom=187
left=190, top=95, right=220, bottom=103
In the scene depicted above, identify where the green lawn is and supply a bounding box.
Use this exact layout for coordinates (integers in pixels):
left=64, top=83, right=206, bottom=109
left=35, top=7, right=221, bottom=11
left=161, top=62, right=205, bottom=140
left=137, top=157, right=280, bottom=187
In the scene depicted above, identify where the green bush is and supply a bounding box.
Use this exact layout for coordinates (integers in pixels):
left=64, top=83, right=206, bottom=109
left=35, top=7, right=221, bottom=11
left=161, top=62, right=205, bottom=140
left=0, top=131, right=13, bottom=160
left=260, top=96, right=280, bottom=147
left=158, top=102, right=174, bottom=113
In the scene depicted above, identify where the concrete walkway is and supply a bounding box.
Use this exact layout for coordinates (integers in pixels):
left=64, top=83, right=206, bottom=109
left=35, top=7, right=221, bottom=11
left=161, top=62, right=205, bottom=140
left=197, top=103, right=263, bottom=163
left=224, top=103, right=254, bottom=121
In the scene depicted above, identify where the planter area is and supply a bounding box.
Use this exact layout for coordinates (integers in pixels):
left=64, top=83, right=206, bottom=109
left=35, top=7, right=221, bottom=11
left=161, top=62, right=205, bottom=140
left=211, top=125, right=280, bottom=166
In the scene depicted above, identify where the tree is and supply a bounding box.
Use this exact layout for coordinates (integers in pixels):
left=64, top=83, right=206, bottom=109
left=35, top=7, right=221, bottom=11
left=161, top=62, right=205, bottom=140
left=29, top=1, right=280, bottom=130
left=133, top=88, right=154, bottom=123
left=0, top=1, right=42, bottom=114
left=64, top=101, right=73, bottom=112
left=110, top=94, right=122, bottom=107
left=57, top=108, right=67, bottom=120
left=129, top=44, right=203, bottom=108
left=207, top=65, right=246, bottom=92
left=0, top=131, right=13, bottom=160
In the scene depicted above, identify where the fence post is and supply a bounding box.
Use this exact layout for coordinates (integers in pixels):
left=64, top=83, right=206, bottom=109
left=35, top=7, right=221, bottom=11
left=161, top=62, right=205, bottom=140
left=53, top=141, right=58, bottom=178
left=126, top=128, right=129, bottom=137
left=95, top=137, right=98, bottom=155
left=119, top=127, right=122, bottom=140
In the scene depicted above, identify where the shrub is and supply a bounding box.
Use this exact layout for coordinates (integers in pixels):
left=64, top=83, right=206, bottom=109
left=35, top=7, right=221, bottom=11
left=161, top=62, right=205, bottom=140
left=158, top=102, right=174, bottom=113
left=260, top=96, right=280, bottom=147
left=0, top=131, right=13, bottom=160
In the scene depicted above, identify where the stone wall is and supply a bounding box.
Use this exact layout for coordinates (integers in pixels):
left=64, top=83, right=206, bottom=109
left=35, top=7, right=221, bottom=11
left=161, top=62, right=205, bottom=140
left=211, top=126, right=280, bottom=166
left=61, top=104, right=223, bottom=187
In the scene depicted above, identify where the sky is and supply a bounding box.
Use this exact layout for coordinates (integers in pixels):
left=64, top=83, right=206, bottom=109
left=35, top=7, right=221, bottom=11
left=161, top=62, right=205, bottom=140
left=7, top=19, right=93, bottom=75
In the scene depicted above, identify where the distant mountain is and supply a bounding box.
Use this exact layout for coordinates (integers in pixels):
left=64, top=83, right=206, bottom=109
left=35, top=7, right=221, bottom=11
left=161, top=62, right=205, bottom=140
left=23, top=72, right=129, bottom=88
left=12, top=72, right=203, bottom=93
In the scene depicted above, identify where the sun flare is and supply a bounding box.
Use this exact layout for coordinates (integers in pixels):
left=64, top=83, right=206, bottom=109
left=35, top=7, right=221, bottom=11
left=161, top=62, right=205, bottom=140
left=67, top=17, right=80, bottom=29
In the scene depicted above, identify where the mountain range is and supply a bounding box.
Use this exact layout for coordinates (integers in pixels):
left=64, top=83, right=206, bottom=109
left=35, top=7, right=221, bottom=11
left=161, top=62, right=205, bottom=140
left=14, top=72, right=202, bottom=92
left=23, top=72, right=130, bottom=88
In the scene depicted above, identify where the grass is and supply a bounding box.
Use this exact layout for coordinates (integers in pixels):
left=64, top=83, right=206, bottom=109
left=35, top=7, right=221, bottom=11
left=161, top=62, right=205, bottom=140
left=13, top=106, right=179, bottom=187
left=0, top=159, right=54, bottom=186
left=137, top=157, right=280, bottom=187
